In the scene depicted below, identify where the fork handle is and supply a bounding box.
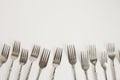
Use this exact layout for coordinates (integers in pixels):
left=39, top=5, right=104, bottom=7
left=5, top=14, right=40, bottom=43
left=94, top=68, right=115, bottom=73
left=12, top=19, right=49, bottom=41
left=50, top=67, right=56, bottom=80
left=25, top=63, right=33, bottom=80
left=17, top=65, right=23, bottom=80
left=104, top=69, right=107, bottom=80
left=72, top=65, right=76, bottom=80
left=93, top=65, right=97, bottom=80
left=111, top=60, right=116, bottom=80
left=85, top=71, right=88, bottom=80
left=36, top=68, right=42, bottom=80
left=7, top=61, right=14, bottom=80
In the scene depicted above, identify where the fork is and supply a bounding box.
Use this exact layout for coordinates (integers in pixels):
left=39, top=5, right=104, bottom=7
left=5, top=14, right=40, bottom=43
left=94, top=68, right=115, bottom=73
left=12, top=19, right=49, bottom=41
left=17, top=49, right=28, bottom=80
left=88, top=45, right=98, bottom=80
left=7, top=41, right=21, bottom=80
left=81, top=51, right=89, bottom=80
left=100, top=52, right=107, bottom=80
left=0, top=44, right=10, bottom=67
left=36, top=48, right=50, bottom=80
left=50, top=48, right=63, bottom=80
left=106, top=43, right=116, bottom=80
left=67, top=45, right=77, bottom=80
left=25, top=45, right=40, bottom=80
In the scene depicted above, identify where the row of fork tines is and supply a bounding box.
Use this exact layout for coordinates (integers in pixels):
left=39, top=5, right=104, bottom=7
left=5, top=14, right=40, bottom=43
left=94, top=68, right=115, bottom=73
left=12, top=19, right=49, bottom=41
left=0, top=41, right=63, bottom=80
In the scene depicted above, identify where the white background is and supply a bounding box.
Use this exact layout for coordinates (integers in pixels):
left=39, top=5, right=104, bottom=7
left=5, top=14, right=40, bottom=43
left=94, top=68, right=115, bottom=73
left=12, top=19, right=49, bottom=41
left=0, top=0, right=120, bottom=80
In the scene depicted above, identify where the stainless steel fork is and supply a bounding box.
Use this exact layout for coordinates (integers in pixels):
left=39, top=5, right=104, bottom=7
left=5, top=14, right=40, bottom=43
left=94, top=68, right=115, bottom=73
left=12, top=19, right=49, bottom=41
left=106, top=43, right=116, bottom=80
left=81, top=51, right=89, bottom=80
left=50, top=48, right=63, bottom=80
left=25, top=45, right=40, bottom=80
left=88, top=45, right=97, bottom=80
left=17, top=49, right=28, bottom=80
left=0, top=44, right=10, bottom=67
left=67, top=45, right=77, bottom=80
left=100, top=52, right=107, bottom=80
left=36, top=48, right=50, bottom=80
left=7, top=41, right=21, bottom=80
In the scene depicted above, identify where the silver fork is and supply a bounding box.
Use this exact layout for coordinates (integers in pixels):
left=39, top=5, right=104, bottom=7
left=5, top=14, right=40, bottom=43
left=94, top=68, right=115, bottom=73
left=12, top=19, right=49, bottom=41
left=106, top=43, right=116, bottom=80
left=81, top=51, right=89, bottom=80
left=7, top=41, right=21, bottom=80
left=100, top=52, right=107, bottom=80
left=88, top=45, right=97, bottom=80
left=50, top=48, right=63, bottom=80
left=0, top=44, right=10, bottom=67
left=25, top=45, right=40, bottom=80
left=17, top=49, right=28, bottom=80
left=36, top=48, right=50, bottom=80
left=67, top=45, right=77, bottom=80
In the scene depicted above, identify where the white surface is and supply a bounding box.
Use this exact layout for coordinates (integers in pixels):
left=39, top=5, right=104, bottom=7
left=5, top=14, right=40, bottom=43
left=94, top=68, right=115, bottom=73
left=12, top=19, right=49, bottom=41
left=0, top=0, right=120, bottom=80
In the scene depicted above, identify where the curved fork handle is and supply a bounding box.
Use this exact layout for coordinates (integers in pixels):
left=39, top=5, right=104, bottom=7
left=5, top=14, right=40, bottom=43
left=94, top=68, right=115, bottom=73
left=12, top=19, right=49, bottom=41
left=36, top=68, right=42, bottom=80
left=72, top=65, right=76, bottom=80
left=17, top=65, right=23, bottom=80
left=50, top=67, right=56, bottom=80
left=93, top=65, right=97, bottom=80
left=26, top=63, right=32, bottom=80
left=111, top=61, right=116, bottom=80
left=7, top=61, right=14, bottom=80
left=104, top=69, right=107, bottom=80
left=85, top=71, right=88, bottom=80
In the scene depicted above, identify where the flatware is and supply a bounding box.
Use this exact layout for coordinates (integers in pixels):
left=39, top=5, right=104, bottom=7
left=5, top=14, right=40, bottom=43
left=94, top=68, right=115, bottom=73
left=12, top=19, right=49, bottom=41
left=7, top=41, right=21, bottom=80
left=36, top=48, right=50, bottom=80
left=81, top=51, right=89, bottom=80
left=26, top=45, right=40, bottom=80
left=67, top=45, right=77, bottom=80
left=0, top=44, right=10, bottom=67
left=17, top=49, right=28, bottom=80
left=100, top=52, right=107, bottom=80
left=50, top=48, right=63, bottom=80
left=89, top=45, right=97, bottom=80
left=106, top=43, right=116, bottom=80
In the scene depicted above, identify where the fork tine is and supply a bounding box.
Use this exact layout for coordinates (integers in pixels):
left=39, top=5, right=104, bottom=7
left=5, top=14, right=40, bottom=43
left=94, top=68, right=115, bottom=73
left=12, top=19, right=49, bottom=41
left=106, top=43, right=115, bottom=52
left=20, top=49, right=28, bottom=64
left=53, top=48, right=63, bottom=64
left=39, top=48, right=50, bottom=68
left=12, top=41, right=21, bottom=56
left=31, top=45, right=40, bottom=57
left=1, top=44, right=10, bottom=59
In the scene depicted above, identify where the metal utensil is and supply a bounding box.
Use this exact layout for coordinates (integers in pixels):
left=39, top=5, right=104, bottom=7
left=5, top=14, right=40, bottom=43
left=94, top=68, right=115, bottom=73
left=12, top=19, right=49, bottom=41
left=36, top=48, right=50, bottom=80
left=50, top=48, right=63, bottom=80
left=81, top=51, right=89, bottom=80
left=7, top=41, right=21, bottom=80
left=100, top=52, right=107, bottom=80
left=67, top=45, right=77, bottom=80
left=17, top=49, right=28, bottom=80
left=106, top=43, right=116, bottom=80
left=89, top=45, right=97, bottom=80
left=25, top=45, right=40, bottom=80
left=0, top=44, right=10, bottom=67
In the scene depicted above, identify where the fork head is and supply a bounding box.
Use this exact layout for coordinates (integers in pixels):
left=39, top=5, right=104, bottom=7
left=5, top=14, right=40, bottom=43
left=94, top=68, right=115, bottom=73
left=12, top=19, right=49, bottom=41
left=106, top=43, right=115, bottom=60
left=100, top=52, right=107, bottom=70
left=67, top=45, right=77, bottom=65
left=11, top=41, right=21, bottom=60
left=30, top=45, right=40, bottom=62
left=20, top=49, right=28, bottom=65
left=53, top=48, right=63, bottom=67
left=0, top=44, right=10, bottom=64
left=39, top=48, right=50, bottom=69
left=81, top=51, right=89, bottom=71
left=88, top=45, right=97, bottom=65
